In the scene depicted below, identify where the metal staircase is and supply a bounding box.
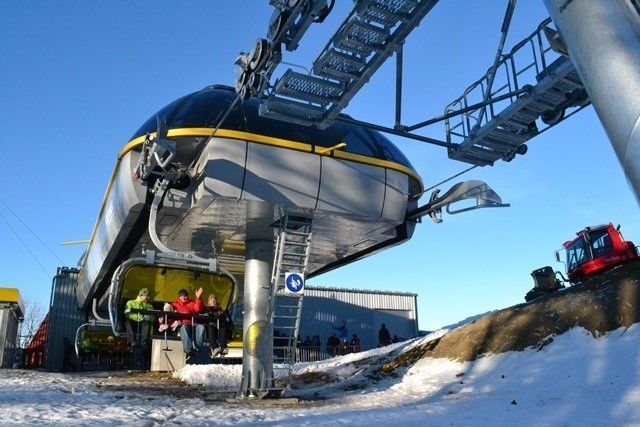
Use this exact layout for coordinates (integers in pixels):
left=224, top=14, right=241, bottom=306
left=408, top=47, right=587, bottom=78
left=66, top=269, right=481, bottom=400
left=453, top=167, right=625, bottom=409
left=445, top=18, right=590, bottom=166
left=257, top=0, right=439, bottom=129
left=267, top=213, right=313, bottom=391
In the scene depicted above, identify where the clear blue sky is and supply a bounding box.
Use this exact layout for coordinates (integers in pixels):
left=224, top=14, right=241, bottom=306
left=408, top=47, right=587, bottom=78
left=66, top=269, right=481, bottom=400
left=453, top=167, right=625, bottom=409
left=1, top=1, right=638, bottom=332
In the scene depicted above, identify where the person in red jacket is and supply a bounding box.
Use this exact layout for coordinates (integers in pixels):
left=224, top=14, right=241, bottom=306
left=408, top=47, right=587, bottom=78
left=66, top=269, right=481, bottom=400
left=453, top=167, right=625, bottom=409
left=171, top=287, right=205, bottom=358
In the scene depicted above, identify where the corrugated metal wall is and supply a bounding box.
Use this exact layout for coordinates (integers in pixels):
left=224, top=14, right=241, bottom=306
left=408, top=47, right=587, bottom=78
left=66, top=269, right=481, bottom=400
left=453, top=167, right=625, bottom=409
left=0, top=305, right=20, bottom=368
left=44, top=267, right=87, bottom=372
left=299, top=286, right=418, bottom=352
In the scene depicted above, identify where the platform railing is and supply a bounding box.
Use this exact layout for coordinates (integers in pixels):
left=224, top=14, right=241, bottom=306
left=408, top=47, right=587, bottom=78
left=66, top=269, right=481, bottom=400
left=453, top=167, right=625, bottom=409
left=444, top=18, right=556, bottom=145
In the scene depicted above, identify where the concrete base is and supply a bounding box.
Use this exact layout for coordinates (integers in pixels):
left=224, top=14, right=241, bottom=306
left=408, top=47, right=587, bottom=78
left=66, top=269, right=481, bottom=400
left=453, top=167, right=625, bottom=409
left=151, top=339, right=185, bottom=372
left=150, top=338, right=242, bottom=371
left=225, top=346, right=243, bottom=359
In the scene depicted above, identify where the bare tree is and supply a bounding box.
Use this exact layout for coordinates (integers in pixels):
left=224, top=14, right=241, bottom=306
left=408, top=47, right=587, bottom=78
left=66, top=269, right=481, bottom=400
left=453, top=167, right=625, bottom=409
left=18, top=296, right=48, bottom=348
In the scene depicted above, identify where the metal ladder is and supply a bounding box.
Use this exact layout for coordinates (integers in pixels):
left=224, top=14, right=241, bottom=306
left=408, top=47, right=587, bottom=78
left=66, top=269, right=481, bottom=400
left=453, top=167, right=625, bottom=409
left=267, top=213, right=313, bottom=391
left=445, top=18, right=590, bottom=166
left=259, top=0, right=439, bottom=128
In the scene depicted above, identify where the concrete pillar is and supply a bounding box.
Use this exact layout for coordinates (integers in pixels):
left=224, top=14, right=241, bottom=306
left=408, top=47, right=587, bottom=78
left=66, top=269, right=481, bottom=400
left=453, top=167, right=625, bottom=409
left=542, top=0, right=640, bottom=205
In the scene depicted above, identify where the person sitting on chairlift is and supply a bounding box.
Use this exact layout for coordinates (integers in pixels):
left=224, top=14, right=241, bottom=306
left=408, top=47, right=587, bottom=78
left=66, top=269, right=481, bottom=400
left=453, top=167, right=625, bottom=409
left=170, top=287, right=205, bottom=359
left=204, top=294, right=233, bottom=358
left=123, top=287, right=154, bottom=349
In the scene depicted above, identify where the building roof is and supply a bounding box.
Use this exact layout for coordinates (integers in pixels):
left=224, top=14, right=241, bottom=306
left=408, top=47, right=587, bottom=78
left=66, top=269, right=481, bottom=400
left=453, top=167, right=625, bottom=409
left=0, top=287, right=25, bottom=318
left=306, top=285, right=417, bottom=297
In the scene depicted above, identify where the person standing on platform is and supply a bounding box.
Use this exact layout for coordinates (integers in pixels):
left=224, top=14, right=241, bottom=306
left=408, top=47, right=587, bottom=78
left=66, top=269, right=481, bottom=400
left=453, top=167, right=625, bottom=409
left=332, top=320, right=349, bottom=355
left=61, top=337, right=77, bottom=372
left=378, top=323, right=391, bottom=347
left=350, top=333, right=361, bottom=353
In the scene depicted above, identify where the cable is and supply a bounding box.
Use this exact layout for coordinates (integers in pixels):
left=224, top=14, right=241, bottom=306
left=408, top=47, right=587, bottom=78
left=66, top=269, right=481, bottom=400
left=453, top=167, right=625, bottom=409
left=0, top=198, right=65, bottom=265
left=423, top=165, right=478, bottom=194
left=0, top=206, right=52, bottom=279
left=186, top=93, right=243, bottom=173
left=476, top=0, right=517, bottom=128
left=211, top=94, right=243, bottom=140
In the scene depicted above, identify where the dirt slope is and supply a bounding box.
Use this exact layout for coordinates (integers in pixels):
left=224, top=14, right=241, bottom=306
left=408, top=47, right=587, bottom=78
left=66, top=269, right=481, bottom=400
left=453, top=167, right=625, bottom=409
left=384, top=260, right=640, bottom=370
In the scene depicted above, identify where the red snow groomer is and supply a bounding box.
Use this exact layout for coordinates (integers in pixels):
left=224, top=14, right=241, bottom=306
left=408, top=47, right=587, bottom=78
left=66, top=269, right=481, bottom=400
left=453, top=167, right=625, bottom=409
left=525, top=223, right=639, bottom=302
left=557, top=223, right=639, bottom=283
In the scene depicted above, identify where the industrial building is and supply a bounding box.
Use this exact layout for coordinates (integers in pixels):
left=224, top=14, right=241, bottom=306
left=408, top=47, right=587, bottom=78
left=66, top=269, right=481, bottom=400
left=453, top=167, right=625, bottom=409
left=299, top=286, right=418, bottom=353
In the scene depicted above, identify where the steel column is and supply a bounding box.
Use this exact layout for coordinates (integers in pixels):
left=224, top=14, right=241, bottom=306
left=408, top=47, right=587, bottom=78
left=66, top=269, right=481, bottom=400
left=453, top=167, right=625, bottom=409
left=239, top=201, right=275, bottom=397
left=543, top=0, right=640, bottom=205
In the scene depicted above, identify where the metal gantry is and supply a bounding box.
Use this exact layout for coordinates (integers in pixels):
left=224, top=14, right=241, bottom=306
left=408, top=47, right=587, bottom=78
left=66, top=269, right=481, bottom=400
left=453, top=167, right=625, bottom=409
left=237, top=0, right=439, bottom=128
left=262, top=0, right=439, bottom=129
left=236, top=0, right=591, bottom=168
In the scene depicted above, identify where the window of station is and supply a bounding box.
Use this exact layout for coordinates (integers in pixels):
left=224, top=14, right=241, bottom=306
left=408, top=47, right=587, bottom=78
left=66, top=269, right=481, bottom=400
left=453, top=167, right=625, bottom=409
left=332, top=123, right=414, bottom=168
left=131, top=95, right=189, bottom=140
left=332, top=123, right=383, bottom=158
left=169, top=90, right=247, bottom=132
left=128, top=87, right=415, bottom=172
left=242, top=100, right=302, bottom=143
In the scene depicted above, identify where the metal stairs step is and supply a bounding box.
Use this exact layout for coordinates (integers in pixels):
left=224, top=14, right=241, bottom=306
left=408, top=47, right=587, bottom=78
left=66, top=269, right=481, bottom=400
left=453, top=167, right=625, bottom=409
left=331, top=18, right=389, bottom=57
left=259, top=95, right=325, bottom=126
left=314, top=49, right=366, bottom=81
left=272, top=70, right=343, bottom=106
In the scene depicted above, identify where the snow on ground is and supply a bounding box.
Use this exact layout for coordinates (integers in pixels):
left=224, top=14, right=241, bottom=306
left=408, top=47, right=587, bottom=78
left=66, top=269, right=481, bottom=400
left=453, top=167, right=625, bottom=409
left=2, top=324, right=640, bottom=426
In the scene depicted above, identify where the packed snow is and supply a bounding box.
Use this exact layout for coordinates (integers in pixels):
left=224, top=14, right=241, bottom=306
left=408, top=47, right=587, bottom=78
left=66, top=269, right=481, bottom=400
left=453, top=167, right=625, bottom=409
left=2, top=323, right=639, bottom=426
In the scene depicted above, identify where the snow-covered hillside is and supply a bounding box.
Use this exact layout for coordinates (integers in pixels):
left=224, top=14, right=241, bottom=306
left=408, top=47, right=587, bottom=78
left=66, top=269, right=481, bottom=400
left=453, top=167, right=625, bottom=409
left=1, top=323, right=639, bottom=426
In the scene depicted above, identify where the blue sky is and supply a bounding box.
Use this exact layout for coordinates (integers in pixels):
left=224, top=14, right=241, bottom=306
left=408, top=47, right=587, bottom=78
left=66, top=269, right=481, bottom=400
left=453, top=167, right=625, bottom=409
left=1, top=1, right=638, bottom=331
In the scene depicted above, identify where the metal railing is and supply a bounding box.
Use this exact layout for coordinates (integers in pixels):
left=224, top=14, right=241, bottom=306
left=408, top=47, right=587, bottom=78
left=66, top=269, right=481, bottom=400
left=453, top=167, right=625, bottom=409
left=444, top=18, right=557, bottom=145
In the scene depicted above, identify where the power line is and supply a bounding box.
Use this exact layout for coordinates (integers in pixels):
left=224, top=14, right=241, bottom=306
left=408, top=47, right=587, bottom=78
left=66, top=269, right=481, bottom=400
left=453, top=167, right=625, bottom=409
left=0, top=198, right=70, bottom=279
left=423, top=165, right=478, bottom=194
left=0, top=198, right=65, bottom=265
left=0, top=208, right=51, bottom=279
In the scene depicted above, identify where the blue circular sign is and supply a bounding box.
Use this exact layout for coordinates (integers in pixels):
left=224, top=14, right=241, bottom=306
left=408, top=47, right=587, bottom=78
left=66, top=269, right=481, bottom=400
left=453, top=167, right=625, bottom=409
left=285, top=272, right=304, bottom=293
